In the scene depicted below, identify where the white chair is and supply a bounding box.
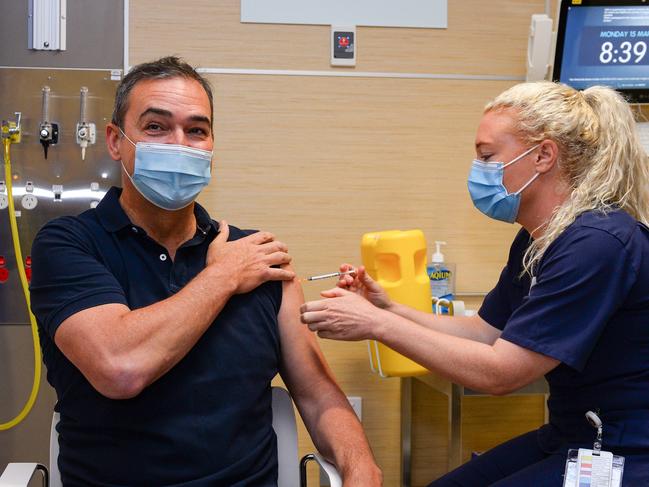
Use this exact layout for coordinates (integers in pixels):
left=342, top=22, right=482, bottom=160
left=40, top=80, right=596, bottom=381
left=272, top=387, right=342, bottom=487
left=0, top=386, right=341, bottom=487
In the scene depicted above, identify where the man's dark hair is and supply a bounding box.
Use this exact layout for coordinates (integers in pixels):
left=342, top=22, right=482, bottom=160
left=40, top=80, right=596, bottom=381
left=111, top=56, right=214, bottom=131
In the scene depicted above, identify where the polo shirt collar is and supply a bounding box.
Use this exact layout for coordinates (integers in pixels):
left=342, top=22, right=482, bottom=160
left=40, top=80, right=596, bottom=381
left=96, top=187, right=131, bottom=233
left=194, top=199, right=218, bottom=236
left=96, top=186, right=218, bottom=235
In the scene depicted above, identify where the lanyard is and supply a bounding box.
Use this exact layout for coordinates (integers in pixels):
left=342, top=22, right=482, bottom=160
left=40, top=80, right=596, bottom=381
left=586, top=410, right=604, bottom=454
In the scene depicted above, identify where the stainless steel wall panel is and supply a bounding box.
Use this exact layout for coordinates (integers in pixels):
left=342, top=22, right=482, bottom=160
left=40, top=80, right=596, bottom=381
left=0, top=67, right=120, bottom=469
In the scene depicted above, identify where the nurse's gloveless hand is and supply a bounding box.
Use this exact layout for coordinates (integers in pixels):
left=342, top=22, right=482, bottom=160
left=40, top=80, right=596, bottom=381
left=337, top=264, right=392, bottom=310
left=299, top=287, right=380, bottom=341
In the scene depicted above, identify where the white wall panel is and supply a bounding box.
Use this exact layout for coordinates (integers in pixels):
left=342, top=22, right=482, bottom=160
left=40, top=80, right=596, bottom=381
left=241, top=0, right=447, bottom=28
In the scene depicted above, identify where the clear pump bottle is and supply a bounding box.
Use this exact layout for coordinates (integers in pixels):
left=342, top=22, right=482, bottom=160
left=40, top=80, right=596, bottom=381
left=427, top=241, right=456, bottom=301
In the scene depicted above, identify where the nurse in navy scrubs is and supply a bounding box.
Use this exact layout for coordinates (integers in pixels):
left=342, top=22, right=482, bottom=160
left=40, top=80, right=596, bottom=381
left=300, top=81, right=649, bottom=485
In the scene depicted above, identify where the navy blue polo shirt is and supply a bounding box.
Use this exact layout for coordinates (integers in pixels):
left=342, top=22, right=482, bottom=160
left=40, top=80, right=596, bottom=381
left=480, top=209, right=649, bottom=452
left=30, top=187, right=283, bottom=486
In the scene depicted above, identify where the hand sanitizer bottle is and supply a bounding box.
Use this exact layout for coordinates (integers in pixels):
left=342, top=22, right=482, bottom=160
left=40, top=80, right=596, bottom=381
left=427, top=241, right=456, bottom=307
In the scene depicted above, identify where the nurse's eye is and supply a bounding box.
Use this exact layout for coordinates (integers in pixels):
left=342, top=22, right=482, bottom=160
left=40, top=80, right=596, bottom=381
left=480, top=154, right=493, bottom=162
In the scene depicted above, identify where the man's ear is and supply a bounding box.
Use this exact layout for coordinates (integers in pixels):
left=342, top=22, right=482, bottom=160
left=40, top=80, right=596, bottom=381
left=535, top=139, right=559, bottom=174
left=106, top=123, right=122, bottom=161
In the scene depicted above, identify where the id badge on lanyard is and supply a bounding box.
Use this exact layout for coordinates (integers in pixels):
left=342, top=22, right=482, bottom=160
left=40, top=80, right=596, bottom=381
left=563, top=411, right=625, bottom=487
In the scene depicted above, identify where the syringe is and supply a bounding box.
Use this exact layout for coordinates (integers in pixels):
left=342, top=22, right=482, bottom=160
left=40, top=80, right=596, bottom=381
left=304, top=269, right=356, bottom=281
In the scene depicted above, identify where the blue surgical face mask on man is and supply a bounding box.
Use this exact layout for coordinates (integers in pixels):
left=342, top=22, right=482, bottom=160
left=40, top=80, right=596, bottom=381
left=119, top=129, right=213, bottom=211
left=467, top=144, right=540, bottom=223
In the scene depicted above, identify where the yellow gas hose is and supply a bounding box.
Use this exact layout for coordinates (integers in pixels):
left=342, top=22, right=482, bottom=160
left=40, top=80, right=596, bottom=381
left=0, top=138, right=42, bottom=430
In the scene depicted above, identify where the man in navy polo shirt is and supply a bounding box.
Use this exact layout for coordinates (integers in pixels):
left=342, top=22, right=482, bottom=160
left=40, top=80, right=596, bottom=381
left=30, top=57, right=381, bottom=486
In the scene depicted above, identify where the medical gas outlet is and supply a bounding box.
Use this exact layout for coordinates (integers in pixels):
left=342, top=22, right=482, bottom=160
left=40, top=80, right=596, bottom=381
left=76, top=87, right=96, bottom=161
left=1, top=112, right=22, bottom=144
left=1, top=114, right=21, bottom=212
left=39, top=86, right=59, bottom=159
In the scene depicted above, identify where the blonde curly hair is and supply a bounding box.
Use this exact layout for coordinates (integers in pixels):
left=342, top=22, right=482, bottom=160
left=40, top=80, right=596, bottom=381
left=484, top=82, right=649, bottom=275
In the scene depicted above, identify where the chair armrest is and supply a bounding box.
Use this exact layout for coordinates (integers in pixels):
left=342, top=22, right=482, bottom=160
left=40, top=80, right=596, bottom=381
left=312, top=453, right=342, bottom=487
left=299, top=453, right=342, bottom=487
left=0, top=463, right=48, bottom=487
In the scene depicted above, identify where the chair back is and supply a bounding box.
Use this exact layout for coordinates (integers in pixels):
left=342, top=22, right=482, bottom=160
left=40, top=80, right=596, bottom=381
left=49, top=388, right=301, bottom=487
left=271, top=386, right=300, bottom=487
left=49, top=412, right=61, bottom=487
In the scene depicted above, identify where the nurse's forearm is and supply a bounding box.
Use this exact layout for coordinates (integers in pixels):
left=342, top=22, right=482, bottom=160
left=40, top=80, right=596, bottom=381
left=388, top=302, right=501, bottom=344
left=372, top=310, right=546, bottom=395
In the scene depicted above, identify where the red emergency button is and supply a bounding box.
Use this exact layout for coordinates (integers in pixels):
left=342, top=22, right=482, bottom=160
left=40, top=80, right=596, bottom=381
left=24, top=256, right=32, bottom=282
left=0, top=267, right=8, bottom=283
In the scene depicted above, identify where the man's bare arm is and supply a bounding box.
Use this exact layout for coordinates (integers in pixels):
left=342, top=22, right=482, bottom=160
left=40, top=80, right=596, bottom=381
left=278, top=268, right=382, bottom=486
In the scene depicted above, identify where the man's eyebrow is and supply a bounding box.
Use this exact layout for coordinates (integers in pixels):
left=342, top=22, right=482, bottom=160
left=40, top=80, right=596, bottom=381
left=138, top=109, right=211, bottom=126
left=188, top=115, right=211, bottom=125
left=138, top=107, right=173, bottom=121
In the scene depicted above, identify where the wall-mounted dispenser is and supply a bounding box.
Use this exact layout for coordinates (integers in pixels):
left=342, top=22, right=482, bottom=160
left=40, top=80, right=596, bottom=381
left=526, top=13, right=554, bottom=82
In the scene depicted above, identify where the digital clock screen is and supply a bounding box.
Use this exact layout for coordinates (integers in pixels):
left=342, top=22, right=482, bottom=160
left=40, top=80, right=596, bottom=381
left=557, top=4, right=649, bottom=91
left=578, top=27, right=649, bottom=66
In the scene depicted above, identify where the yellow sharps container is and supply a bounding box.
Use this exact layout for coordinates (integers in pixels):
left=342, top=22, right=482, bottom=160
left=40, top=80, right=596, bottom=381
left=361, top=229, right=431, bottom=377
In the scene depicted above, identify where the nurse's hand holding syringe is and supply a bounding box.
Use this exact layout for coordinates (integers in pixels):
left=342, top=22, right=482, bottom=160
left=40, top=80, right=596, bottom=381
left=334, top=264, right=392, bottom=310
left=300, top=264, right=393, bottom=341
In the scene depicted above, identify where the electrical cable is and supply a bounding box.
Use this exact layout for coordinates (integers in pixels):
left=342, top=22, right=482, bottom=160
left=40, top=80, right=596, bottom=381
left=0, top=137, right=42, bottom=431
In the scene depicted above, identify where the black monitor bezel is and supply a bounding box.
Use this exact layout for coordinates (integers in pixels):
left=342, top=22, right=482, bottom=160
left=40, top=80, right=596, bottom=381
left=552, top=0, right=649, bottom=103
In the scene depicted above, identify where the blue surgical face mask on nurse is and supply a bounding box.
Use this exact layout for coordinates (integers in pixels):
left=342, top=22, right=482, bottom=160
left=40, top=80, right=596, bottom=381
left=467, top=144, right=540, bottom=223
left=119, top=129, right=213, bottom=211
